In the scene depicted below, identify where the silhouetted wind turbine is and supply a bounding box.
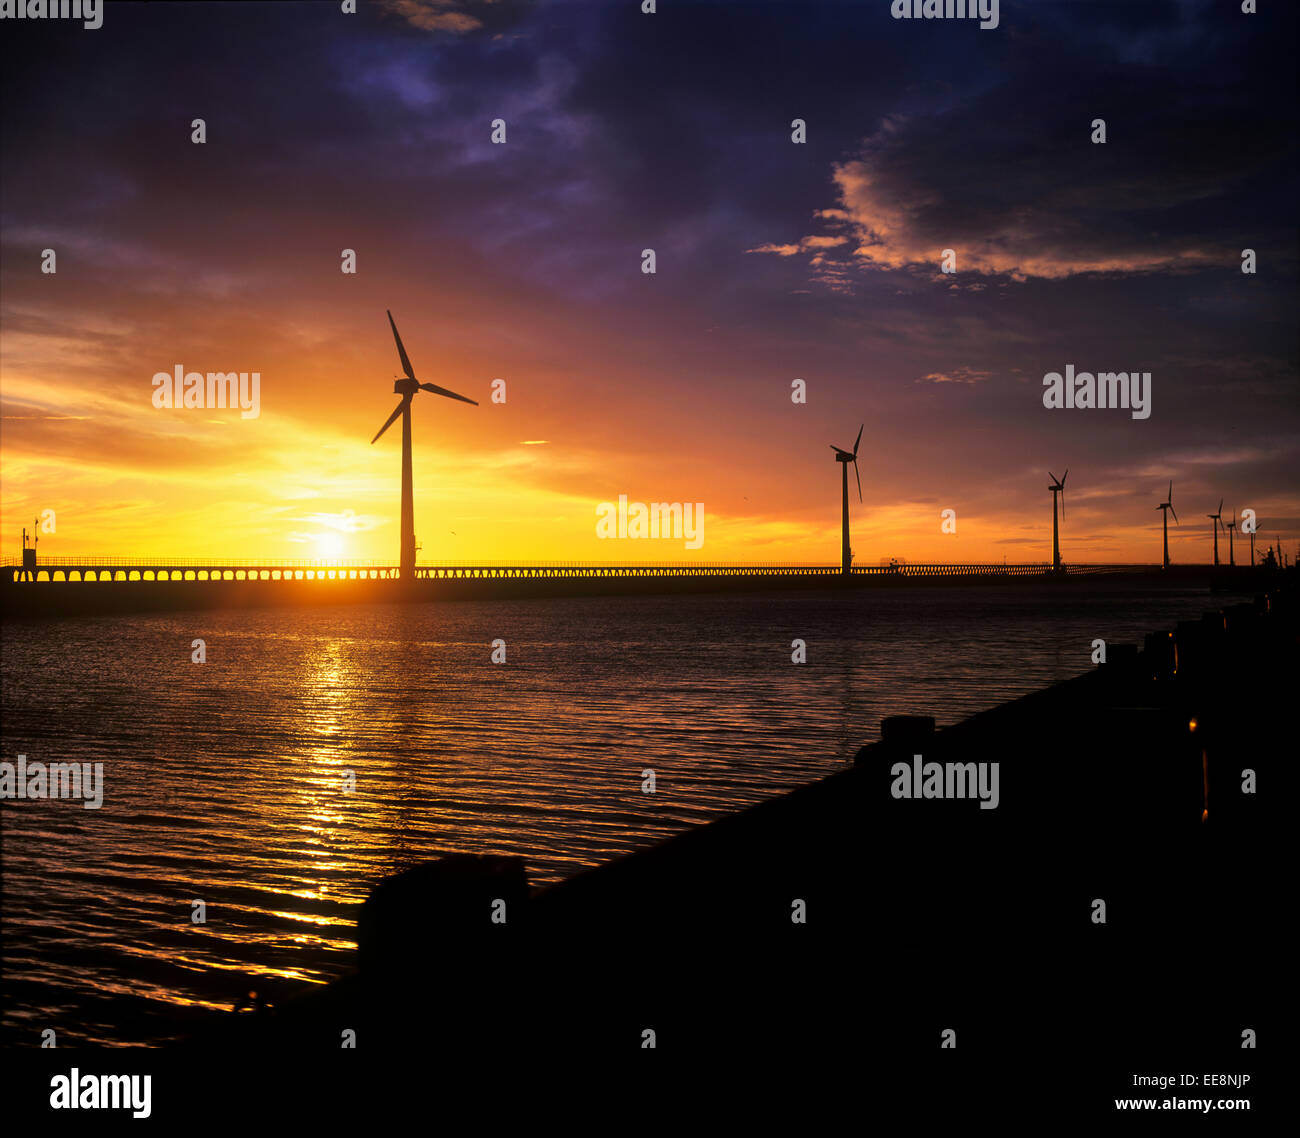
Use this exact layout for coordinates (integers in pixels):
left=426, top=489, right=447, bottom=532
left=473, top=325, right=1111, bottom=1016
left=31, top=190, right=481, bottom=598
left=831, top=424, right=863, bottom=575
left=1048, top=469, right=1068, bottom=572
left=1156, top=481, right=1178, bottom=569
left=371, top=310, right=478, bottom=580
left=1207, top=498, right=1223, bottom=567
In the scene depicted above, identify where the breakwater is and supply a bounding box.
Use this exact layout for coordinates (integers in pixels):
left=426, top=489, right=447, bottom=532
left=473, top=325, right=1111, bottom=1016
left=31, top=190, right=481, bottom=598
left=0, top=558, right=1237, bottom=618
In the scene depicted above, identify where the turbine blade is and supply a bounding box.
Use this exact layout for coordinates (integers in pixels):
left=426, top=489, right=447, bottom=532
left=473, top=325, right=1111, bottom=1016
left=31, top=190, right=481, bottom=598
left=1061, top=468, right=1068, bottom=485
left=1170, top=504, right=1179, bottom=525
left=1218, top=497, right=1223, bottom=516
left=370, top=398, right=406, bottom=443
left=1048, top=471, right=1058, bottom=484
left=853, top=423, right=863, bottom=457
left=1168, top=480, right=1173, bottom=501
left=853, top=458, right=862, bottom=502
left=418, top=381, right=478, bottom=406
left=387, top=310, right=416, bottom=380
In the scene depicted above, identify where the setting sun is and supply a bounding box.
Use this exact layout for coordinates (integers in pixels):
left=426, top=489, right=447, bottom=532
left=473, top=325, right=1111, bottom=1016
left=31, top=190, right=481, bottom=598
left=315, top=532, right=345, bottom=560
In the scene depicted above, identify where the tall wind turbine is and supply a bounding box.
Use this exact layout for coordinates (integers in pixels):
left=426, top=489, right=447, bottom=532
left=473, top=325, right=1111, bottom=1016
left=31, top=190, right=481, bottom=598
left=1156, top=481, right=1178, bottom=569
left=1048, top=469, right=1068, bottom=572
left=1207, top=498, right=1223, bottom=566
left=830, top=424, right=863, bottom=575
left=371, top=310, right=478, bottom=580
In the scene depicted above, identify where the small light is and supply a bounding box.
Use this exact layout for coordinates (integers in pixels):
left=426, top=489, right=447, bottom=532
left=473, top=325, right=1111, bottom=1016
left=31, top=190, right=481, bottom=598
left=1188, top=718, right=1198, bottom=732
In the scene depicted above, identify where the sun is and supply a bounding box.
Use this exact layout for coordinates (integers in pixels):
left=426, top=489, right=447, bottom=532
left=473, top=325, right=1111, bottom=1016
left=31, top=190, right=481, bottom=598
left=316, top=532, right=345, bottom=560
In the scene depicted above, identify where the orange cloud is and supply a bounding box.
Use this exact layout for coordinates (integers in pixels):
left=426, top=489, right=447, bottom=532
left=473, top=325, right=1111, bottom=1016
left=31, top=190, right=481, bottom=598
left=378, top=0, right=490, bottom=34
left=750, top=120, right=1228, bottom=284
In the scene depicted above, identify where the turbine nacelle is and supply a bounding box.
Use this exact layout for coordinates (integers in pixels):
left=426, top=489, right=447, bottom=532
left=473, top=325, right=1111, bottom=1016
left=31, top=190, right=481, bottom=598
left=1047, top=470, right=1068, bottom=519
left=829, top=423, right=864, bottom=502
left=372, top=309, right=479, bottom=445
left=1157, top=480, right=1178, bottom=524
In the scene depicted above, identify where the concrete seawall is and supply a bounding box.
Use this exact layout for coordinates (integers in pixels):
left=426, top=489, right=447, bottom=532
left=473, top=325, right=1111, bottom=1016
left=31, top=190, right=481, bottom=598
left=1, top=562, right=1239, bottom=618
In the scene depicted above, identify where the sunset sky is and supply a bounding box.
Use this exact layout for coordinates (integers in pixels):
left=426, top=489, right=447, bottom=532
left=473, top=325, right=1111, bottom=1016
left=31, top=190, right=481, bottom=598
left=2, top=0, right=1296, bottom=566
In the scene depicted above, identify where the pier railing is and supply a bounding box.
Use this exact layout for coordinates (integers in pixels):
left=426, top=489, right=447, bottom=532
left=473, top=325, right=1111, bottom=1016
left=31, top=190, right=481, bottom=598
left=2, top=556, right=1166, bottom=584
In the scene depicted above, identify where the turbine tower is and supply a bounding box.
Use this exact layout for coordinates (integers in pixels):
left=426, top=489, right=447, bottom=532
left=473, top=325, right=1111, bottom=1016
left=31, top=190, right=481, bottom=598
left=1156, top=480, right=1178, bottom=569
left=1207, top=498, right=1223, bottom=566
left=1048, top=469, right=1068, bottom=572
left=371, top=310, right=478, bottom=580
left=830, top=424, right=863, bottom=575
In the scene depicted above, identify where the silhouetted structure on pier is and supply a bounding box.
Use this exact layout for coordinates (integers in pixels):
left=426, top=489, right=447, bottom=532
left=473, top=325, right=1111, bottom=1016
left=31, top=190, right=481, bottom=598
left=369, top=310, right=477, bottom=579
left=1048, top=469, right=1067, bottom=572
left=829, top=424, right=863, bottom=575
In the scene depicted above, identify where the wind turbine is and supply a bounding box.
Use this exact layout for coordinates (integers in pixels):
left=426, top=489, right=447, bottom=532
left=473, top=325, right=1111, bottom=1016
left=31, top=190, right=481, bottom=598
left=1048, top=469, right=1068, bottom=572
left=830, top=424, right=863, bottom=575
left=371, top=310, right=478, bottom=580
left=1156, top=481, right=1178, bottom=569
left=1206, top=498, right=1223, bottom=566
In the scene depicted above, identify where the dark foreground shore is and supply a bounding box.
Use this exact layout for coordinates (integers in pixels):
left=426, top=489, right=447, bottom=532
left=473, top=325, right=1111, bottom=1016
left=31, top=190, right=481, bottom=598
left=162, top=582, right=1288, bottom=1109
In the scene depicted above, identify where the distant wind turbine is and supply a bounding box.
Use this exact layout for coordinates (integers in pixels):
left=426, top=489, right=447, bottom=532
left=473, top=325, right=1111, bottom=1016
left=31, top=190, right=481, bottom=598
left=1207, top=498, right=1223, bottom=567
left=1048, top=469, right=1068, bottom=572
left=1156, top=481, right=1178, bottom=569
left=371, top=310, right=478, bottom=579
left=831, top=424, right=863, bottom=575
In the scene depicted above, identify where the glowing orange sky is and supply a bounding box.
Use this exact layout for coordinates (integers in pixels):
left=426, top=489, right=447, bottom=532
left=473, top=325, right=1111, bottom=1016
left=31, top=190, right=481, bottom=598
left=3, top=299, right=1279, bottom=567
